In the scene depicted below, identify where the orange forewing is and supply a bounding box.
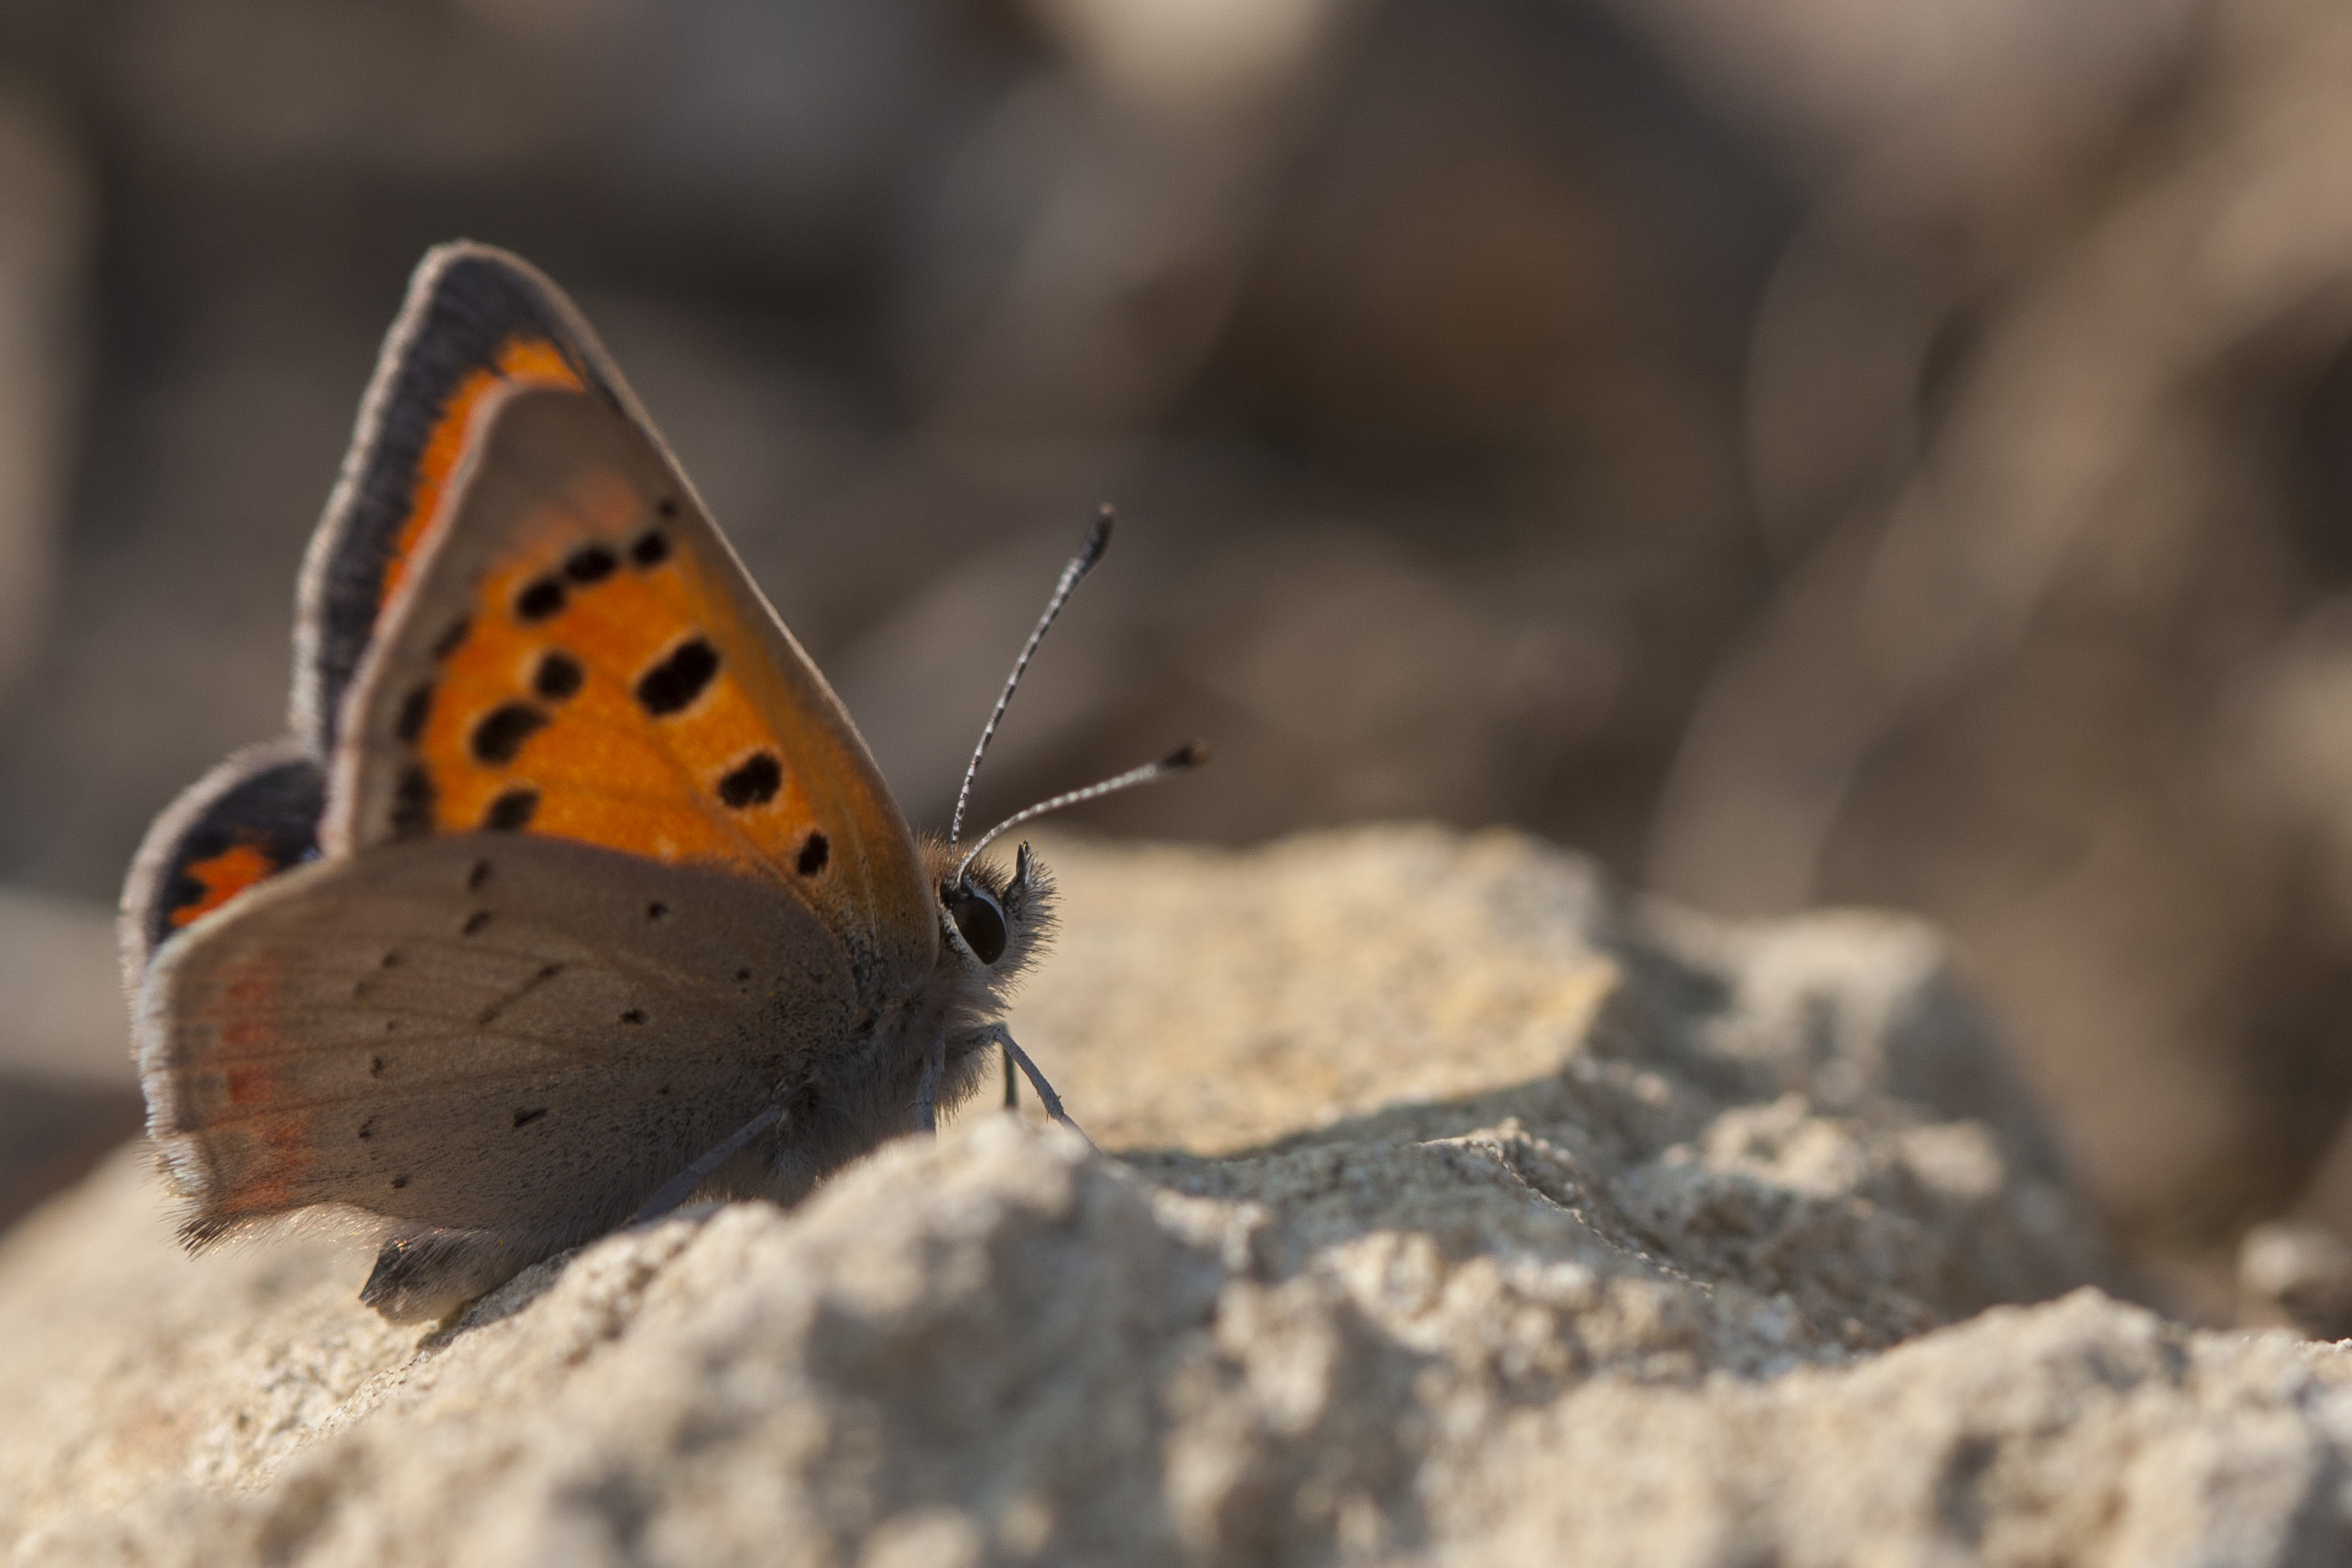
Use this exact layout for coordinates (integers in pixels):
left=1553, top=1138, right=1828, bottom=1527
left=334, top=385, right=937, bottom=996
left=412, top=468, right=820, bottom=868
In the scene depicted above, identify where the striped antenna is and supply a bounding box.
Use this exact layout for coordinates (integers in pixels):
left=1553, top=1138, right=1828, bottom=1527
left=948, top=507, right=1115, bottom=855
left=955, top=744, right=1205, bottom=888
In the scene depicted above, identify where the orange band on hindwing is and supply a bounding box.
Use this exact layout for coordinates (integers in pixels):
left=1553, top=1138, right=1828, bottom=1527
left=125, top=744, right=328, bottom=968
left=169, top=841, right=281, bottom=929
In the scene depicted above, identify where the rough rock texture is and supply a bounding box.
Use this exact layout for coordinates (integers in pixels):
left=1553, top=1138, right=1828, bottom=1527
left=4, top=826, right=2348, bottom=1565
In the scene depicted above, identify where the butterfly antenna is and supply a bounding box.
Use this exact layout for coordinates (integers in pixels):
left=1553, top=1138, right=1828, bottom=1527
left=948, top=505, right=1115, bottom=856
left=956, top=743, right=1206, bottom=887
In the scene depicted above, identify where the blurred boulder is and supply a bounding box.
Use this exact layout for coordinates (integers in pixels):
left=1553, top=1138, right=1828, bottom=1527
left=1646, top=0, right=2352, bottom=1306
left=2240, top=1219, right=2352, bottom=1340
left=1602, top=0, right=2193, bottom=171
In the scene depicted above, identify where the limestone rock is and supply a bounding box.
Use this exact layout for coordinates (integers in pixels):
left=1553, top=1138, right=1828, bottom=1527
left=5, top=826, right=2335, bottom=1565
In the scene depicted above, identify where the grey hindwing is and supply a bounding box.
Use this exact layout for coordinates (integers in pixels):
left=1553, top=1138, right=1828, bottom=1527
left=139, top=833, right=858, bottom=1250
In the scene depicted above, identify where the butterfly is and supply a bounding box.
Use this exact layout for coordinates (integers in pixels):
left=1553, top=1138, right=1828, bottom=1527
left=119, top=242, right=1196, bottom=1323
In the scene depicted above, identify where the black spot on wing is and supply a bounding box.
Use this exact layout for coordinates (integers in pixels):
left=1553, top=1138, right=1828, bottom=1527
left=392, top=764, right=436, bottom=838
left=483, top=788, right=539, bottom=831
left=797, top=831, right=829, bottom=876
left=532, top=651, right=583, bottom=701
left=636, top=637, right=718, bottom=716
left=564, top=544, right=618, bottom=583
left=396, top=684, right=434, bottom=744
left=718, top=752, right=782, bottom=808
left=470, top=701, right=548, bottom=764
left=629, top=528, right=670, bottom=567
left=514, top=575, right=565, bottom=622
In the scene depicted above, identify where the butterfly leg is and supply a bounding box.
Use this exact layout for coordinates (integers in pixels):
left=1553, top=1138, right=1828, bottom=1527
left=628, top=1102, right=786, bottom=1226
left=361, top=1225, right=539, bottom=1324
left=985, top=1025, right=1095, bottom=1150
left=1003, top=1046, right=1020, bottom=1110
left=916, top=1029, right=947, bottom=1134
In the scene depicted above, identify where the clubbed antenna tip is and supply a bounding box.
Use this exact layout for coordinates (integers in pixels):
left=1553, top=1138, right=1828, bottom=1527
left=956, top=742, right=1208, bottom=887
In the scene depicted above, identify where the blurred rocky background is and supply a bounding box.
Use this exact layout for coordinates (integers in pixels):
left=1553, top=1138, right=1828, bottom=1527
left=6, top=0, right=2352, bottom=1326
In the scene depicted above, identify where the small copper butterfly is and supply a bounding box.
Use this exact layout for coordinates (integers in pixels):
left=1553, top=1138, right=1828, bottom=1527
left=118, top=243, right=1197, bottom=1322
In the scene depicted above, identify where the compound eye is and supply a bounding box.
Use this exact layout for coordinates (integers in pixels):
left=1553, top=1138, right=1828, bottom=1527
left=948, top=885, right=1009, bottom=964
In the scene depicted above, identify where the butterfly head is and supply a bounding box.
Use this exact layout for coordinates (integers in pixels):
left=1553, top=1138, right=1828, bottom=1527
left=931, top=837, right=1053, bottom=979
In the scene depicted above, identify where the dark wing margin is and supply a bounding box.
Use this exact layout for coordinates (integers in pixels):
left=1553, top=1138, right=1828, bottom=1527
left=291, top=242, right=659, bottom=756
left=118, top=738, right=325, bottom=993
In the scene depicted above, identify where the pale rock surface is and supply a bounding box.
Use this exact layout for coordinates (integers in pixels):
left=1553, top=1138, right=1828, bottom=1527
left=1, top=825, right=2345, bottom=1565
